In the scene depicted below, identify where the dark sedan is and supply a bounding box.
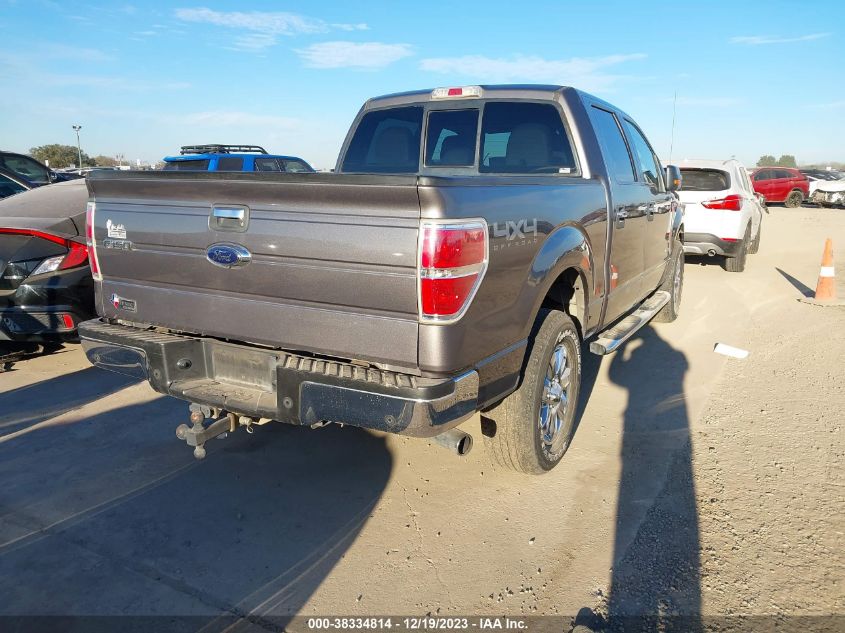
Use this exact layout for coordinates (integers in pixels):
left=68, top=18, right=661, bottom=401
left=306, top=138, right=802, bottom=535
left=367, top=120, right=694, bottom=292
left=0, top=179, right=94, bottom=347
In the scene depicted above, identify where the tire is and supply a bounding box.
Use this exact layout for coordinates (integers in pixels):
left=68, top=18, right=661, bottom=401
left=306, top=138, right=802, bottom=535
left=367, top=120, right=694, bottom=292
left=747, top=223, right=761, bottom=254
left=482, top=309, right=582, bottom=474
left=784, top=190, right=803, bottom=208
left=653, top=238, right=684, bottom=323
left=724, top=225, right=750, bottom=273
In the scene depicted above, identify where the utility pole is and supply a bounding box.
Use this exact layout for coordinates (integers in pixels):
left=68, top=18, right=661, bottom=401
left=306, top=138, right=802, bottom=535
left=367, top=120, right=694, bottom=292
left=72, top=125, right=83, bottom=168
left=668, top=91, right=677, bottom=164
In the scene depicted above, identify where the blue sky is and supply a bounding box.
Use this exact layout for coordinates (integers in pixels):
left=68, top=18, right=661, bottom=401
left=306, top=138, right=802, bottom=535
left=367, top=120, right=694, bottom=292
left=1, top=0, right=842, bottom=169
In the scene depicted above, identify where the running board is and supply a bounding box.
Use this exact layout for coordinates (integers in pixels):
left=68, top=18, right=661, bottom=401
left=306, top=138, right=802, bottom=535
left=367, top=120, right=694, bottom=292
left=589, top=291, right=671, bottom=355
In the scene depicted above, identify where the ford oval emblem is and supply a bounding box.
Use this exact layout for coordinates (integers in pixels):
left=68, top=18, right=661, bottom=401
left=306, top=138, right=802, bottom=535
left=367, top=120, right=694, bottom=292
left=206, top=242, right=252, bottom=268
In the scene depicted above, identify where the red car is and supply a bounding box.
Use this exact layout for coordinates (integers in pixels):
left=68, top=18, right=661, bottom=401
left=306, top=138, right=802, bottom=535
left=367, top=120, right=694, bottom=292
left=750, top=167, right=809, bottom=208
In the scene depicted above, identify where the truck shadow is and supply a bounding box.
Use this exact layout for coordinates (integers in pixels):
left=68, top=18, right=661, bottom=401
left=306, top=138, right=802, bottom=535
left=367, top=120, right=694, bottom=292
left=576, top=326, right=701, bottom=632
left=0, top=365, right=138, bottom=432
left=0, top=395, right=392, bottom=630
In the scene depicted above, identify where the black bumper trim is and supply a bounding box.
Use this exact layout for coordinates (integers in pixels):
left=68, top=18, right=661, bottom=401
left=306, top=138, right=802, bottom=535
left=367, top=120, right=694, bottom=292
left=79, top=319, right=479, bottom=437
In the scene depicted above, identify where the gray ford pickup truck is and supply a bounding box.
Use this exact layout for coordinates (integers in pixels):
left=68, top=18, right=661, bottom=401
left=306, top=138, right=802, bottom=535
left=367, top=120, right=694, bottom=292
left=80, top=85, right=684, bottom=474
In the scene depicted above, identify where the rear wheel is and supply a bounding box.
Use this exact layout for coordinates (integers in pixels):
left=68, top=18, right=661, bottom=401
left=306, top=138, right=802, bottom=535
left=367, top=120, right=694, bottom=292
left=784, top=190, right=803, bottom=208
left=482, top=309, right=581, bottom=474
left=724, top=225, right=750, bottom=273
left=653, top=238, right=684, bottom=323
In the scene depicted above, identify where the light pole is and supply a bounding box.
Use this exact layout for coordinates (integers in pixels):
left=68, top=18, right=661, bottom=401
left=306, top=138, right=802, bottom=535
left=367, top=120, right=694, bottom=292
left=72, top=125, right=82, bottom=168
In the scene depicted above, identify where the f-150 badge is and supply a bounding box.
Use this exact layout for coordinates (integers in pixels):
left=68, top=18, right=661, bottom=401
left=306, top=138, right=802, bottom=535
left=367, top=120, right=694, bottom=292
left=206, top=243, right=252, bottom=268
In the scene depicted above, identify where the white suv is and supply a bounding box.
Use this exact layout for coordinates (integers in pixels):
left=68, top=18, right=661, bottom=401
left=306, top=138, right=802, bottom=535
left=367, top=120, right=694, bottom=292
left=677, top=159, right=764, bottom=272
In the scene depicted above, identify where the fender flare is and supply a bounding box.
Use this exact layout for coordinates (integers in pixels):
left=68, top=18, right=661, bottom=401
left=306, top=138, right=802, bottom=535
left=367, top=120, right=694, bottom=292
left=524, top=224, right=594, bottom=336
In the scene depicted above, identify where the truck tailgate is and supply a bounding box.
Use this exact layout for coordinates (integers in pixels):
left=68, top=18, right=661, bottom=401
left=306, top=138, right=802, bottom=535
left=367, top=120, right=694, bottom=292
left=88, top=172, right=421, bottom=370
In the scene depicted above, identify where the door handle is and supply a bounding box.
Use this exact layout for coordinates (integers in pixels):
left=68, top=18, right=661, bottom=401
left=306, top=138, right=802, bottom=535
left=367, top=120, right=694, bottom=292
left=615, top=207, right=628, bottom=228
left=210, top=205, right=249, bottom=232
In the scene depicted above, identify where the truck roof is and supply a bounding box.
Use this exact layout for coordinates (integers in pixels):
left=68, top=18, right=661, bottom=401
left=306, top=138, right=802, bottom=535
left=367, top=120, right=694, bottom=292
left=366, top=84, right=583, bottom=106
left=362, top=84, right=629, bottom=122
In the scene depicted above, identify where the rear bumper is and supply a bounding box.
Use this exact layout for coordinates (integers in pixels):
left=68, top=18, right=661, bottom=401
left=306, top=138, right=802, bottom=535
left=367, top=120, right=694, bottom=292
left=682, top=232, right=743, bottom=257
left=0, top=267, right=95, bottom=343
left=79, top=319, right=479, bottom=437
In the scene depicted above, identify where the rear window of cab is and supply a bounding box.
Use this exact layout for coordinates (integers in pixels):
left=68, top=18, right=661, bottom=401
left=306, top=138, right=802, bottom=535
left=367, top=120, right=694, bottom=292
left=341, top=101, right=577, bottom=175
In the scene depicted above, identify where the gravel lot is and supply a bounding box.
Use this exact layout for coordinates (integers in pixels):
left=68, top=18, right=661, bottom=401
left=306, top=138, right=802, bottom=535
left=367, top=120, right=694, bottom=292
left=0, top=205, right=842, bottom=632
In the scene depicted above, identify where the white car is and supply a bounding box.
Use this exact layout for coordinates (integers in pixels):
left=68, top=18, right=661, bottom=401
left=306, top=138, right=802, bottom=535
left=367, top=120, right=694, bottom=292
left=677, top=159, right=765, bottom=272
left=810, top=179, right=845, bottom=207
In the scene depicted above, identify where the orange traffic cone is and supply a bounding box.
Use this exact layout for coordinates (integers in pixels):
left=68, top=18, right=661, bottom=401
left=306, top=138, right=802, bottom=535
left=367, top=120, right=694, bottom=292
left=801, top=238, right=842, bottom=306
left=813, top=239, right=836, bottom=301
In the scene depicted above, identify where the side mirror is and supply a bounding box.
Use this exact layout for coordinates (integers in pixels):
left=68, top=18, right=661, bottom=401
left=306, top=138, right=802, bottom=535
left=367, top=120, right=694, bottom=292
left=665, top=165, right=682, bottom=192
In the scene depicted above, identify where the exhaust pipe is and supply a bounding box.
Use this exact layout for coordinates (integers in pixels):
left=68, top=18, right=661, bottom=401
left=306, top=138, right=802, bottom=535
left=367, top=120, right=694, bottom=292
left=707, top=249, right=717, bottom=257
left=432, top=428, right=473, bottom=456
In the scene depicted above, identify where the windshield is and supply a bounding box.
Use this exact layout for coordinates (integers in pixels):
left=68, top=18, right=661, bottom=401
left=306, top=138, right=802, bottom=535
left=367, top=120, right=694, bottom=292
left=162, top=159, right=210, bottom=171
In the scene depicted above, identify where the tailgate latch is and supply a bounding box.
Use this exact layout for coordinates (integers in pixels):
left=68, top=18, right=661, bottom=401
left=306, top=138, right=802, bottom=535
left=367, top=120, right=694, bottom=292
left=210, top=204, right=249, bottom=232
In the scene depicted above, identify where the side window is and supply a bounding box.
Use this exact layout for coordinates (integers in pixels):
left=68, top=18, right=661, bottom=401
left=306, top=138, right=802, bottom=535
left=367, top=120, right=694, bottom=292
left=283, top=160, right=313, bottom=173
left=588, top=107, right=635, bottom=184
left=255, top=158, right=282, bottom=172
left=479, top=102, right=576, bottom=174
left=425, top=109, right=479, bottom=167
left=777, top=169, right=795, bottom=180
left=623, top=120, right=665, bottom=192
left=341, top=106, right=423, bottom=173
left=217, top=157, right=244, bottom=171
left=742, top=170, right=754, bottom=193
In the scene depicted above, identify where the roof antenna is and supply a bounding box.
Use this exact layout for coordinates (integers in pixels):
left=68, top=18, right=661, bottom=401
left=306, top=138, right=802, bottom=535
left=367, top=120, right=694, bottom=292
left=668, top=90, right=677, bottom=164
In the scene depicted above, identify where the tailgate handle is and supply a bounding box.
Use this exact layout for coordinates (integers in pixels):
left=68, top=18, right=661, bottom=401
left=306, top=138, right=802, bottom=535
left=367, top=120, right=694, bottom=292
left=210, top=205, right=249, bottom=232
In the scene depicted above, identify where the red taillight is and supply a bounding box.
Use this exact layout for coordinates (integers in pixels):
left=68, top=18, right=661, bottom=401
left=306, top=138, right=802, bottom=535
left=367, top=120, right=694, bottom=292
left=0, top=228, right=88, bottom=270
left=86, top=201, right=102, bottom=281
left=421, top=226, right=486, bottom=268
left=419, top=221, right=488, bottom=322
left=702, top=194, right=742, bottom=211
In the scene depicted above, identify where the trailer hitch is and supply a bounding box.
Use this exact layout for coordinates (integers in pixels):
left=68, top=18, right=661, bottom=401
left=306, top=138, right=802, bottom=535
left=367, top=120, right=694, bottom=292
left=176, top=406, right=233, bottom=460
left=176, top=405, right=267, bottom=459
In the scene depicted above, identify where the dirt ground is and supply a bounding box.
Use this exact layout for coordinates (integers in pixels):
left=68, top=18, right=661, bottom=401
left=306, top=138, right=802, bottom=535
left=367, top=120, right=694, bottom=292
left=0, top=205, right=842, bottom=632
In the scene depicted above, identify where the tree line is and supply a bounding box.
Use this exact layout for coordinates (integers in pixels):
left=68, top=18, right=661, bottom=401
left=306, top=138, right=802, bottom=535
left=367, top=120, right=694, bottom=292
left=28, top=144, right=121, bottom=169
left=756, top=155, right=797, bottom=167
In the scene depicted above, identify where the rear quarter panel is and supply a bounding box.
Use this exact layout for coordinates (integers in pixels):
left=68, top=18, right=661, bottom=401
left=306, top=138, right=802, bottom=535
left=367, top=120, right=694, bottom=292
left=417, top=176, right=608, bottom=376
